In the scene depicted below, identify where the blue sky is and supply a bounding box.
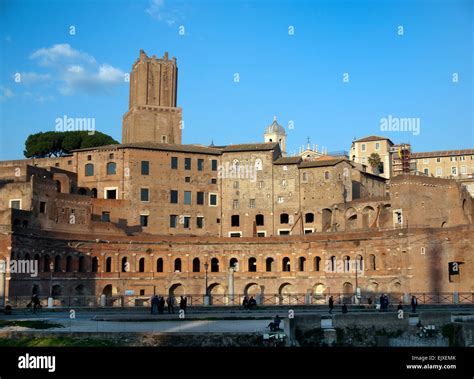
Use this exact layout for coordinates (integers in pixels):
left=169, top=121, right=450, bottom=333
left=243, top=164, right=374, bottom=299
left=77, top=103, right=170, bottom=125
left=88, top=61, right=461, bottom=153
left=0, top=0, right=472, bottom=160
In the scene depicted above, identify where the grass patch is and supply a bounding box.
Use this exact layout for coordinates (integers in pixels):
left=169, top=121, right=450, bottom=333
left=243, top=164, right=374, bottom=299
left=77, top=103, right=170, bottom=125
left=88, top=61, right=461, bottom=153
left=0, top=337, right=123, bottom=347
left=0, top=320, right=63, bottom=329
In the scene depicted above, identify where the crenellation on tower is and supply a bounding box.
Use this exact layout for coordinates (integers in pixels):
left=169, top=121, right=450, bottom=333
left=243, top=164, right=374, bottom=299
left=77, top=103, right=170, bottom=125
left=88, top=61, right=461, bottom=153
left=122, top=49, right=182, bottom=144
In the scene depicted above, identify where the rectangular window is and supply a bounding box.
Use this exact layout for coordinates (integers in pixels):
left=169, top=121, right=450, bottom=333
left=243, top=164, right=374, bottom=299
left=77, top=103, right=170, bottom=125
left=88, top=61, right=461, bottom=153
left=423, top=158, right=429, bottom=164
left=233, top=181, right=239, bottom=189
left=233, top=199, right=239, bottom=209
left=105, top=189, right=117, bottom=199
left=184, top=216, right=191, bottom=229
left=140, top=188, right=149, bottom=202
left=184, top=157, right=192, bottom=170
left=451, top=167, right=457, bottom=175
left=361, top=144, right=366, bottom=152
left=209, top=193, right=218, bottom=206
left=394, top=210, right=403, bottom=225
left=102, top=212, right=110, bottom=222
left=450, top=157, right=457, bottom=162
left=436, top=167, right=442, bottom=176
left=279, top=230, right=290, bottom=235
left=141, top=161, right=149, bottom=175
left=198, top=159, right=204, bottom=171
left=436, top=157, right=441, bottom=163
left=140, top=215, right=148, bottom=227
left=39, top=201, right=46, bottom=213
left=423, top=168, right=429, bottom=175
left=10, top=200, right=21, bottom=209
left=197, top=191, right=204, bottom=205
left=170, top=215, right=177, bottom=228
left=197, top=216, right=204, bottom=229
left=375, top=142, right=380, bottom=150
left=257, top=232, right=266, bottom=237
left=249, top=199, right=256, bottom=208
left=229, top=232, right=242, bottom=238
left=461, top=166, right=467, bottom=174
left=170, top=190, right=178, bottom=204
left=211, top=159, right=218, bottom=171
left=184, top=191, right=192, bottom=205
left=278, top=196, right=284, bottom=204
left=258, top=181, right=265, bottom=189
left=211, top=178, right=217, bottom=184
left=171, top=157, right=178, bottom=169
left=281, top=179, right=287, bottom=187
left=185, top=177, right=191, bottom=183
left=460, top=156, right=466, bottom=161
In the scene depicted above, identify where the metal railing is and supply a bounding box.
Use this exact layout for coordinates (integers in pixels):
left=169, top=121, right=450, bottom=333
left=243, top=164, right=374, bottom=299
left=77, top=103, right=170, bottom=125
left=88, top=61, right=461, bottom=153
left=3, top=292, right=474, bottom=308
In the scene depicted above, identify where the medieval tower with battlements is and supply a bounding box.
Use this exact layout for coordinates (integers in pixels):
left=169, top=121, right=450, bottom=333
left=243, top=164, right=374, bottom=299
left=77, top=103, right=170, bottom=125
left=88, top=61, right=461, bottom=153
left=122, top=50, right=182, bottom=144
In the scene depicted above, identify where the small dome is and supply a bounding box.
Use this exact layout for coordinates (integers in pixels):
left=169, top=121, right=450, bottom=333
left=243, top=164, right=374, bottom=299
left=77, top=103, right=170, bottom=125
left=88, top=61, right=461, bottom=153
left=264, top=116, right=286, bottom=135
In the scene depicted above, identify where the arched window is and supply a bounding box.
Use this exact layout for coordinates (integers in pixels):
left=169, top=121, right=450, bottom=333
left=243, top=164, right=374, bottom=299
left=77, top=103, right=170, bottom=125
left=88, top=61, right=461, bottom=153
left=139, top=258, right=145, bottom=272
left=66, top=256, right=73, bottom=272
left=282, top=257, right=291, bottom=272
left=91, top=188, right=98, bottom=198
left=174, top=258, right=181, bottom=272
left=298, top=257, right=306, bottom=272
left=85, top=163, right=94, bottom=177
left=357, top=255, right=363, bottom=272
left=107, top=162, right=116, bottom=175
left=255, top=214, right=264, bottom=226
left=229, top=258, right=238, bottom=270
left=305, top=213, right=314, bottom=223
left=156, top=258, right=163, bottom=272
left=121, top=257, right=128, bottom=272
left=248, top=257, right=257, bottom=272
left=314, top=256, right=321, bottom=271
left=266, top=257, right=274, bottom=272
left=192, top=258, right=200, bottom=272
left=92, top=257, right=98, bottom=273
left=324, top=171, right=330, bottom=180
left=43, top=255, right=51, bottom=272
left=280, top=214, right=289, bottom=224
left=211, top=257, right=219, bottom=272
left=344, top=256, right=351, bottom=272
left=302, top=172, right=308, bottom=181
left=78, top=256, right=85, bottom=272
left=369, top=254, right=376, bottom=270
left=330, top=256, right=336, bottom=272
left=54, top=255, right=61, bottom=272
left=105, top=257, right=112, bottom=272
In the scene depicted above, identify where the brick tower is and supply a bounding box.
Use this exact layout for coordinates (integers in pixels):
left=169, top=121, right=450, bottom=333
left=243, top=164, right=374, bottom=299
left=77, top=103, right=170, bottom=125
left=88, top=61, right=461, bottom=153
left=122, top=50, right=182, bottom=144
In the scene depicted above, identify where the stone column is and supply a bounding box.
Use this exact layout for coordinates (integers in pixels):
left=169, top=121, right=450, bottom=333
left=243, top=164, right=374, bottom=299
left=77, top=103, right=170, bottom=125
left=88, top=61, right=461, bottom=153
left=227, top=267, right=235, bottom=305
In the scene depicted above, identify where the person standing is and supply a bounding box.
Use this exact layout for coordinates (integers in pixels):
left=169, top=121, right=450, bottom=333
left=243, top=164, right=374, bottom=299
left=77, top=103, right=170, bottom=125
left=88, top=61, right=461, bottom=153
left=167, top=295, right=175, bottom=314
left=158, top=296, right=165, bottom=314
left=242, top=296, right=249, bottom=310
left=379, top=294, right=385, bottom=312
left=328, top=296, right=334, bottom=314
left=411, top=296, right=418, bottom=313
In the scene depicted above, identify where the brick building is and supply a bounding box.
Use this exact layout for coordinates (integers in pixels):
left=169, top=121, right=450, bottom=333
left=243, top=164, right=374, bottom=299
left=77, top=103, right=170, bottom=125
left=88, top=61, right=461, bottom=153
left=0, top=50, right=473, bottom=306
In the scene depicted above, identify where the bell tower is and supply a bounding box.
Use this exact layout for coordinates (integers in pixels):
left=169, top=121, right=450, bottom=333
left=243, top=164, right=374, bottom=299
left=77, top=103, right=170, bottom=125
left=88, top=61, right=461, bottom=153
left=122, top=50, right=182, bottom=144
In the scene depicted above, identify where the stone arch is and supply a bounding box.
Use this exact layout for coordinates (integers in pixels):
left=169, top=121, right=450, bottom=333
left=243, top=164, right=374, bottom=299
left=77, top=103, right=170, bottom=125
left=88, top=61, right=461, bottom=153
left=102, top=284, right=118, bottom=296
left=92, top=257, right=99, bottom=272
left=244, top=283, right=260, bottom=297
left=278, top=282, right=293, bottom=296
left=78, top=256, right=85, bottom=272
left=75, top=284, right=85, bottom=295
left=105, top=257, right=112, bottom=272
left=282, top=257, right=291, bottom=271
left=66, top=256, right=73, bottom=272
left=298, top=256, right=306, bottom=271
left=174, top=258, right=182, bottom=272
left=169, top=283, right=185, bottom=297
left=54, top=255, right=61, bottom=272
left=321, top=208, right=332, bottom=231
left=208, top=283, right=226, bottom=296
left=138, top=257, right=145, bottom=272
left=362, top=206, right=375, bottom=228
left=342, top=282, right=353, bottom=302
left=313, top=283, right=326, bottom=295
left=248, top=257, right=257, bottom=272
left=51, top=284, right=62, bottom=297
left=192, top=257, right=200, bottom=272
left=229, top=257, right=238, bottom=271
left=314, top=256, right=322, bottom=271
left=346, top=207, right=358, bottom=230
left=265, top=257, right=274, bottom=272
left=343, top=255, right=351, bottom=272
left=369, top=254, right=376, bottom=270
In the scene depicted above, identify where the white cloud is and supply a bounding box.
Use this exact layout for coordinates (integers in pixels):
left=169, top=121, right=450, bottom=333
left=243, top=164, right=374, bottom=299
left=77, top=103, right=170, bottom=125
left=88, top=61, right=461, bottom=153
left=146, top=0, right=183, bottom=26
left=27, top=44, right=125, bottom=95
left=0, top=87, right=14, bottom=101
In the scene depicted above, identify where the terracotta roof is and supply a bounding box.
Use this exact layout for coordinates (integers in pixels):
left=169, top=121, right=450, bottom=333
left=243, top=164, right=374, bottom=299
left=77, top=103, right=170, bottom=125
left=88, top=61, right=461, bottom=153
left=274, top=156, right=302, bottom=165
left=222, top=142, right=279, bottom=152
left=411, top=149, right=474, bottom=159
left=298, top=158, right=347, bottom=168
left=73, top=142, right=222, bottom=155
left=353, top=135, right=394, bottom=144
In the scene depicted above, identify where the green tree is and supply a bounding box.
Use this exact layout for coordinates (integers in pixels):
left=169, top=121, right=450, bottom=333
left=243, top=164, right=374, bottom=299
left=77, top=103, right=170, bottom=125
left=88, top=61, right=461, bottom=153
left=24, top=131, right=118, bottom=158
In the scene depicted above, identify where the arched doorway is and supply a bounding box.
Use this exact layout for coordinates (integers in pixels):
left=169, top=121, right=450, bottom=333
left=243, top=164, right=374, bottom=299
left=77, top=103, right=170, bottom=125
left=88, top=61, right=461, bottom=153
left=169, top=283, right=185, bottom=297
left=208, top=283, right=226, bottom=305
left=342, top=282, right=353, bottom=303
left=244, top=283, right=259, bottom=297
left=278, top=282, right=293, bottom=305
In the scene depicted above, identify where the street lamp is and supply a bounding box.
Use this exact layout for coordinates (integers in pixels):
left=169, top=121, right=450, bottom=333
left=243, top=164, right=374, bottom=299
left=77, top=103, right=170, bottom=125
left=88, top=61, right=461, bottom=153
left=49, top=262, right=54, bottom=297
left=204, top=262, right=209, bottom=297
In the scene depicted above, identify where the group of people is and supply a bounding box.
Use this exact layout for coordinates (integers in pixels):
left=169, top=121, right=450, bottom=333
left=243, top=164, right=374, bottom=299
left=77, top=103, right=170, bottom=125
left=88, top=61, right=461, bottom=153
left=150, top=295, right=188, bottom=315
left=27, top=294, right=41, bottom=313
left=242, top=296, right=257, bottom=310
left=328, top=294, right=419, bottom=313
left=379, top=294, right=390, bottom=312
